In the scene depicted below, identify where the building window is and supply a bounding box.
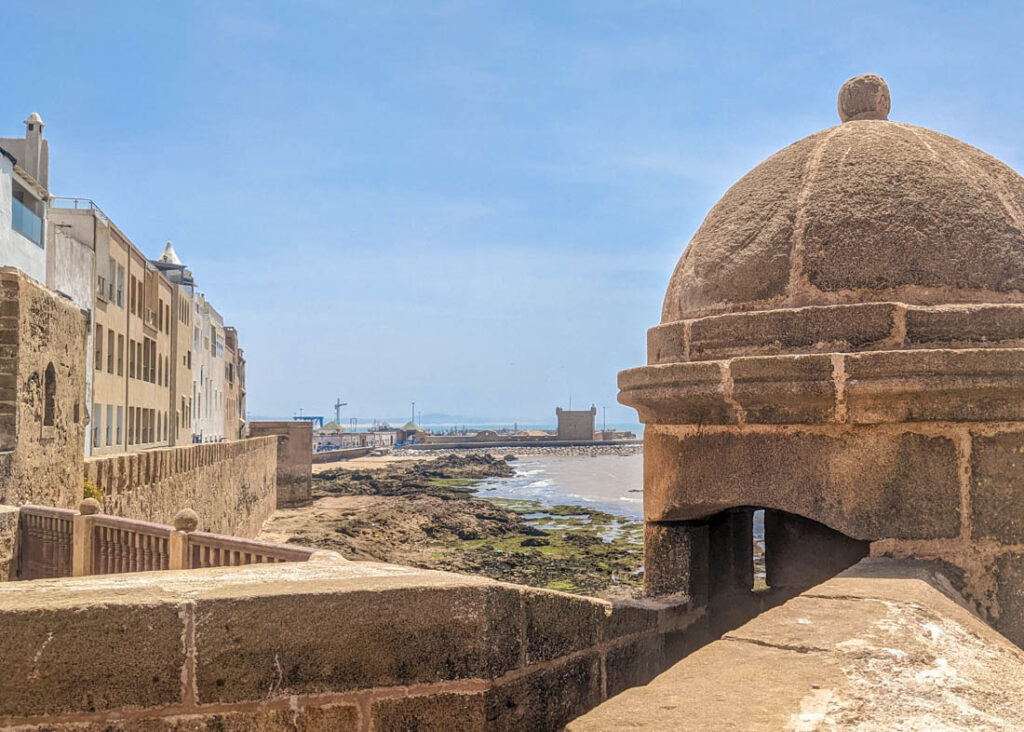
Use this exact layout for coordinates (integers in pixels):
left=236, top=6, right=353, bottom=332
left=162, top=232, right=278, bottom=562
left=129, top=277, right=136, bottom=314
left=116, top=406, right=123, bottom=445
left=117, top=266, right=125, bottom=307
left=43, top=363, right=55, bottom=427
left=93, top=403, right=101, bottom=447
left=107, top=329, right=115, bottom=373
left=117, top=335, right=124, bottom=376
left=128, top=339, right=135, bottom=378
left=94, top=324, right=103, bottom=370
left=106, top=405, right=113, bottom=446
left=128, top=408, right=134, bottom=445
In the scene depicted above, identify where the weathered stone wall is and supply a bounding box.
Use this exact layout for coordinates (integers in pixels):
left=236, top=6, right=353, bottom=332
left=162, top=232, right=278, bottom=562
left=0, top=267, right=87, bottom=510
left=249, top=420, right=312, bottom=507
left=0, top=504, right=16, bottom=580
left=0, top=556, right=709, bottom=731
left=83, top=436, right=278, bottom=537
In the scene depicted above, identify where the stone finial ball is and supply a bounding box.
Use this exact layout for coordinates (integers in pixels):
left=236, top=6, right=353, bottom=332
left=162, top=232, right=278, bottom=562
left=173, top=508, right=200, bottom=532
left=79, top=498, right=101, bottom=515
left=838, top=74, right=890, bottom=122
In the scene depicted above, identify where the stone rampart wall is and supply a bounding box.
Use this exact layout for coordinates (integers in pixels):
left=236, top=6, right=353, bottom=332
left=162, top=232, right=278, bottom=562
left=83, top=436, right=278, bottom=538
left=249, top=421, right=312, bottom=507
left=0, top=557, right=709, bottom=731
left=0, top=267, right=87, bottom=510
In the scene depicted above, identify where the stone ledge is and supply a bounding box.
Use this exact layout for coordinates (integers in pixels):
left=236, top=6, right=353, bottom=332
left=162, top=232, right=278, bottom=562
left=621, top=348, right=1024, bottom=426
left=567, top=558, right=1024, bottom=731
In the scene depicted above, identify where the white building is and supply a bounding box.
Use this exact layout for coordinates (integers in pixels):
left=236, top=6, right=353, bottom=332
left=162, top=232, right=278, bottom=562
left=191, top=293, right=227, bottom=442
left=0, top=115, right=49, bottom=284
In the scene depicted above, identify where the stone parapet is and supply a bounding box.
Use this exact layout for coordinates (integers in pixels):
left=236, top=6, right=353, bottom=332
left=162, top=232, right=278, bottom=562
left=0, top=557, right=704, bottom=731
left=83, top=436, right=278, bottom=538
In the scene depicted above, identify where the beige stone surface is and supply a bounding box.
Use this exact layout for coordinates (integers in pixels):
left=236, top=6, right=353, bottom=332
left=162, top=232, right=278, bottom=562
left=662, top=121, right=1024, bottom=321
left=569, top=559, right=1024, bottom=730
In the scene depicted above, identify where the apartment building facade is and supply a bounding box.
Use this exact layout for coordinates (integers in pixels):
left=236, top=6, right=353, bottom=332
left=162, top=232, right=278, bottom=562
left=1, top=114, right=244, bottom=456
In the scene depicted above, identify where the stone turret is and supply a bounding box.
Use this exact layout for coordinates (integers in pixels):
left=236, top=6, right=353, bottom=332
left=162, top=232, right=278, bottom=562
left=620, top=75, right=1024, bottom=647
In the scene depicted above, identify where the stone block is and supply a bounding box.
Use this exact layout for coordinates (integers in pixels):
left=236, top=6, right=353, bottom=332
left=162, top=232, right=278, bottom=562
left=905, top=304, right=1024, bottom=348
left=194, top=585, right=522, bottom=703
left=845, top=348, right=1024, bottom=423
left=485, top=653, right=601, bottom=732
left=643, top=522, right=709, bottom=602
left=602, top=599, right=659, bottom=640
left=373, top=692, right=487, bottom=732
left=523, top=588, right=606, bottom=664
left=605, top=634, right=664, bottom=698
left=688, top=303, right=895, bottom=362
left=972, top=431, right=1024, bottom=544
left=618, top=362, right=735, bottom=425
left=764, top=510, right=868, bottom=590
left=994, top=554, right=1024, bottom=648
left=646, top=321, right=688, bottom=366
left=0, top=602, right=184, bottom=717
left=729, top=354, right=836, bottom=424
left=644, top=428, right=961, bottom=541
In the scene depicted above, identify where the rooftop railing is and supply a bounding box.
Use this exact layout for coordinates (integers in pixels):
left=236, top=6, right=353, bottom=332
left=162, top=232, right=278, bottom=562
left=49, top=196, right=109, bottom=224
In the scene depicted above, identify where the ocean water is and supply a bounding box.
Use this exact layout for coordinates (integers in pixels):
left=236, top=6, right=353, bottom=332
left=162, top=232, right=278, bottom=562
left=474, top=454, right=644, bottom=519
left=476, top=453, right=766, bottom=582
left=476, top=453, right=767, bottom=542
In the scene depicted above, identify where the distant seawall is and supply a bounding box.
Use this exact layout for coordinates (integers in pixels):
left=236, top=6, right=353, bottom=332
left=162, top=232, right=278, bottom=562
left=84, top=437, right=278, bottom=538
left=402, top=439, right=642, bottom=450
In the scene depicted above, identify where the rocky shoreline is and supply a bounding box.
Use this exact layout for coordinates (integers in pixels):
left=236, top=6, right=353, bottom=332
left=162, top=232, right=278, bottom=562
left=260, top=453, right=643, bottom=597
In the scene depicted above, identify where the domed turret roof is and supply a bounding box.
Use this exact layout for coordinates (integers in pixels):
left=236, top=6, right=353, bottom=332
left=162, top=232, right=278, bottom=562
left=663, top=75, right=1024, bottom=322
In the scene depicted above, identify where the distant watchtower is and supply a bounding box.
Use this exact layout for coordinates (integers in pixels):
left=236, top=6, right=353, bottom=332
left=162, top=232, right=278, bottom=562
left=555, top=405, right=596, bottom=441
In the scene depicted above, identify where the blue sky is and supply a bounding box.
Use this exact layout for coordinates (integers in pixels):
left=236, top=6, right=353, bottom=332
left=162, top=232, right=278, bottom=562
left=5, top=1, right=1024, bottom=424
